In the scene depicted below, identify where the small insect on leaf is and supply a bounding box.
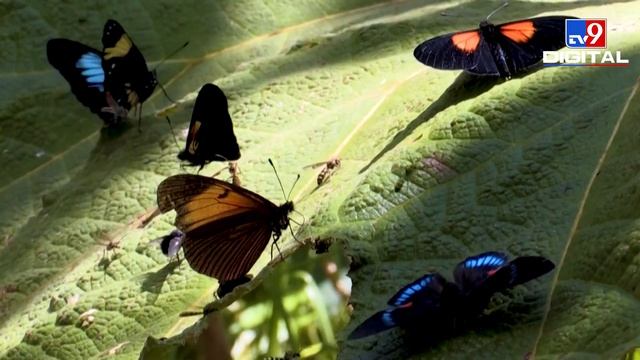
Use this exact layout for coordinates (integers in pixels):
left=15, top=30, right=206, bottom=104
left=211, top=161, right=242, bottom=186
left=98, top=238, right=121, bottom=263
left=78, top=308, right=98, bottom=328
left=304, top=157, right=341, bottom=186
left=151, top=229, right=184, bottom=261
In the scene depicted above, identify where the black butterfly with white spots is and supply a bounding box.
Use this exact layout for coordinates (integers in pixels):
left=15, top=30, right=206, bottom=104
left=347, top=252, right=554, bottom=339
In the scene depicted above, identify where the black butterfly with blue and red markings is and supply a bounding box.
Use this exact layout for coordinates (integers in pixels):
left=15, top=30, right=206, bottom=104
left=347, top=251, right=555, bottom=340
left=413, top=7, right=578, bottom=78
left=47, top=19, right=158, bottom=126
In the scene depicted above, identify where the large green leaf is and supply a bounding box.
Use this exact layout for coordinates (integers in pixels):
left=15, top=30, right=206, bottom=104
left=1, top=0, right=639, bottom=359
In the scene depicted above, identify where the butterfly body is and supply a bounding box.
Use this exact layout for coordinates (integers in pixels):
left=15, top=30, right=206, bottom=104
left=157, top=174, right=293, bottom=281
left=413, top=16, right=577, bottom=78
left=178, top=84, right=241, bottom=171
left=348, top=252, right=554, bottom=340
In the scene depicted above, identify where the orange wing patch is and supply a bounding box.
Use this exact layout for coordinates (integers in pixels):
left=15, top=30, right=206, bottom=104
left=126, top=89, right=139, bottom=106
left=157, top=175, right=269, bottom=233
left=500, top=21, right=535, bottom=43
left=179, top=188, right=259, bottom=232
left=451, top=31, right=481, bottom=53
left=104, top=34, right=133, bottom=60
left=187, top=121, right=202, bottom=155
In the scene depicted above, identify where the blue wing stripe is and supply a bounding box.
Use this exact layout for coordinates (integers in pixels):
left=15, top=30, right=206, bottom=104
left=465, top=255, right=506, bottom=269
left=390, top=275, right=433, bottom=306
left=81, top=68, right=103, bottom=76
left=75, top=53, right=105, bottom=92
left=86, top=74, right=105, bottom=84
left=381, top=311, right=395, bottom=326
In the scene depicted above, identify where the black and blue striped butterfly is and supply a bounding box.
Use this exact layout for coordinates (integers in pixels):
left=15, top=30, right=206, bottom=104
left=47, top=19, right=157, bottom=125
left=347, top=252, right=555, bottom=340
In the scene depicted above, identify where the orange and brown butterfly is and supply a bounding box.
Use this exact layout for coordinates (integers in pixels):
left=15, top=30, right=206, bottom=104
left=156, top=173, right=294, bottom=281
left=413, top=3, right=577, bottom=78
left=304, top=157, right=341, bottom=186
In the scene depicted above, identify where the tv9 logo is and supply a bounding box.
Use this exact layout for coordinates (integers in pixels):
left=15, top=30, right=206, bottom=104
left=566, top=19, right=606, bottom=48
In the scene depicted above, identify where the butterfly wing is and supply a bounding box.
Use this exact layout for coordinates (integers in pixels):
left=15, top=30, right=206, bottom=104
left=413, top=29, right=500, bottom=75
left=178, top=84, right=241, bottom=167
left=183, top=218, right=272, bottom=280
left=47, top=39, right=117, bottom=123
left=454, top=252, right=555, bottom=308
left=347, top=309, right=401, bottom=340
left=157, top=174, right=278, bottom=280
left=102, top=19, right=156, bottom=109
left=491, top=256, right=555, bottom=289
left=348, top=273, right=447, bottom=339
left=387, top=273, right=446, bottom=306
left=495, top=16, right=577, bottom=73
left=453, top=252, right=509, bottom=293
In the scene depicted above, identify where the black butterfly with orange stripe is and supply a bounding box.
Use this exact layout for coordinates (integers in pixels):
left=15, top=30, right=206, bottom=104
left=47, top=19, right=157, bottom=125
left=413, top=8, right=577, bottom=78
left=156, top=173, right=294, bottom=282
left=178, top=84, right=241, bottom=170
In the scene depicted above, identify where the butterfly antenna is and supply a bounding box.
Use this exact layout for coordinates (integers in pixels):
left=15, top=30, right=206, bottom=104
left=165, top=116, right=181, bottom=152
left=486, top=2, right=508, bottom=21
left=157, top=80, right=176, bottom=103
left=152, top=41, right=189, bottom=104
left=268, top=158, right=288, bottom=200
left=152, top=41, right=190, bottom=72
left=286, top=174, right=301, bottom=201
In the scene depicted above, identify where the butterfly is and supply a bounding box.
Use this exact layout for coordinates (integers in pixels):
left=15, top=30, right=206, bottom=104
left=156, top=173, right=294, bottom=281
left=178, top=84, right=241, bottom=171
left=413, top=8, right=578, bottom=78
left=347, top=251, right=555, bottom=340
left=47, top=19, right=157, bottom=125
left=152, top=229, right=184, bottom=260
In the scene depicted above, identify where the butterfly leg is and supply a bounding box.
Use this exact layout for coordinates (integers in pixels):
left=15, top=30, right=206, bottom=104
left=211, top=165, right=226, bottom=178
left=270, top=240, right=284, bottom=261
left=137, top=104, right=143, bottom=133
